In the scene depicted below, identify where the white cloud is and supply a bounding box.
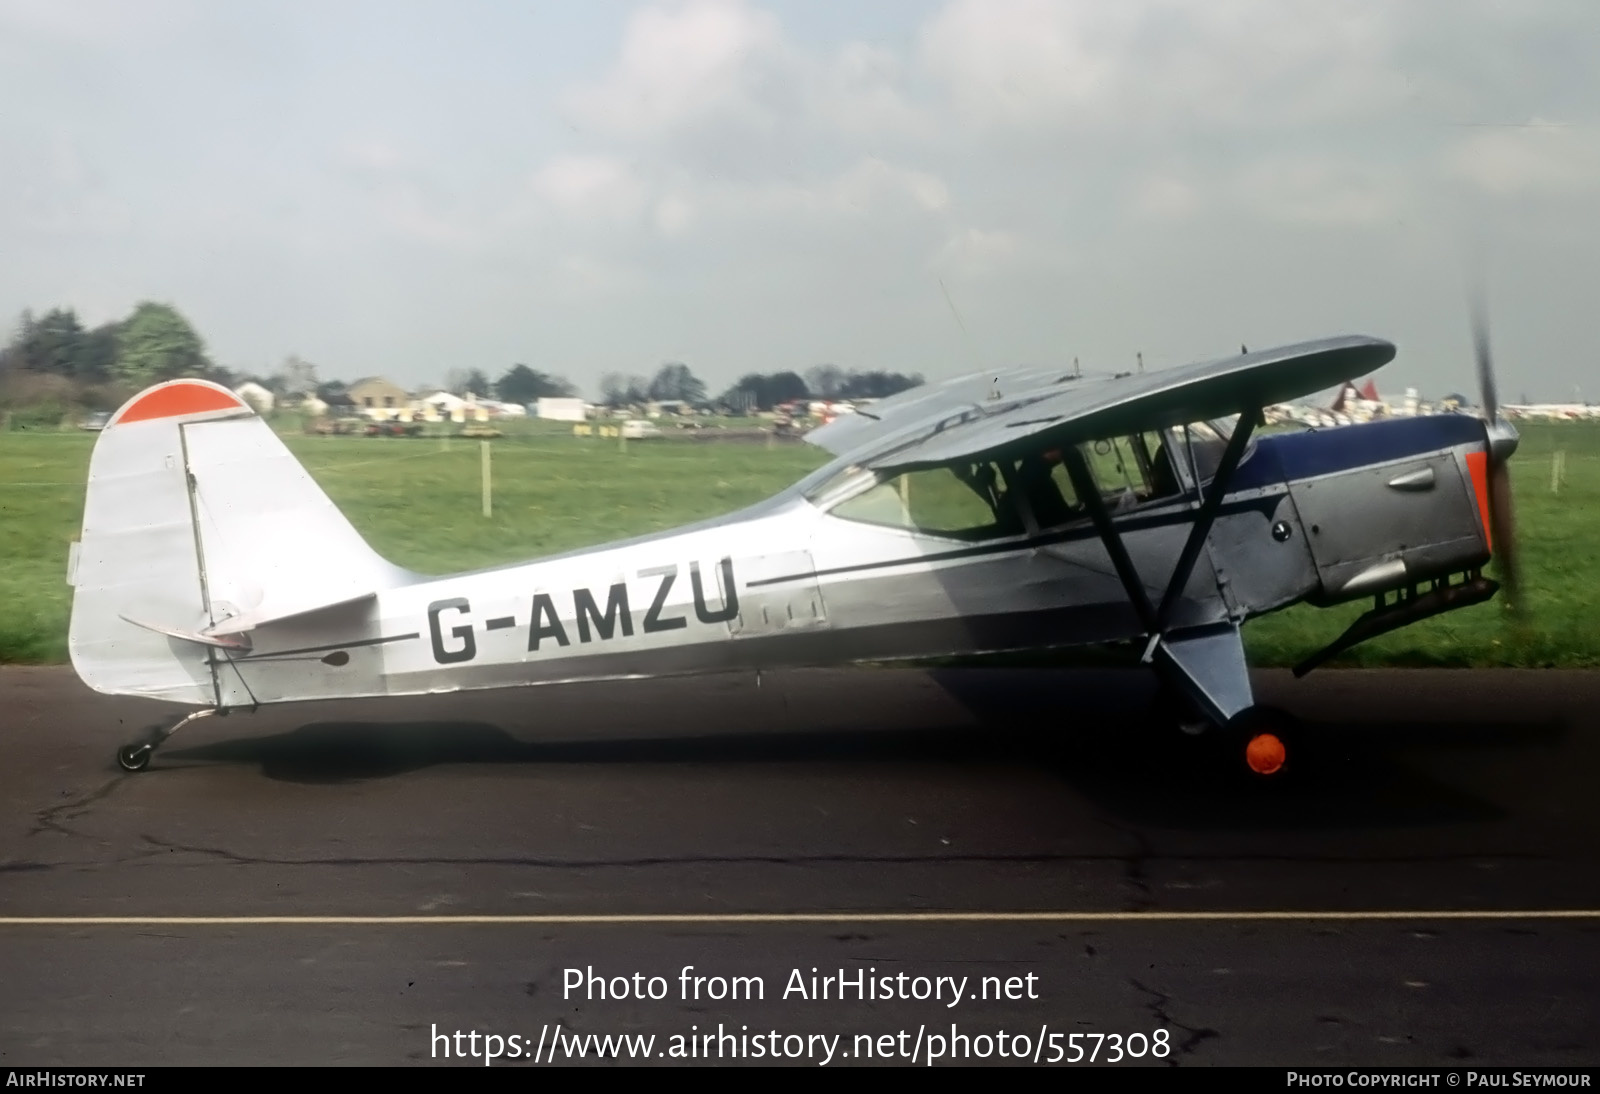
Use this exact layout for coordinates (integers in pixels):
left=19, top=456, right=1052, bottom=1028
left=1131, top=174, right=1202, bottom=220
left=564, top=0, right=786, bottom=138
left=814, top=41, right=929, bottom=139
left=828, top=157, right=949, bottom=216
left=1445, top=124, right=1600, bottom=196
left=1235, top=158, right=1402, bottom=225
left=655, top=193, right=694, bottom=236
left=0, top=0, right=200, bottom=49
left=918, top=0, right=1132, bottom=130
left=929, top=227, right=1022, bottom=277
left=917, top=0, right=1407, bottom=133
left=530, top=155, right=648, bottom=220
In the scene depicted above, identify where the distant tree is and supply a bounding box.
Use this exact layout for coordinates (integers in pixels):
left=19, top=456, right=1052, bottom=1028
left=0, top=309, right=37, bottom=376
left=0, top=308, right=119, bottom=382
left=496, top=364, right=576, bottom=404
left=445, top=368, right=492, bottom=397
left=805, top=364, right=845, bottom=399
left=719, top=371, right=809, bottom=412
left=838, top=370, right=923, bottom=399
left=22, top=309, right=84, bottom=377
left=115, top=302, right=213, bottom=385
left=276, top=355, right=318, bottom=398
left=316, top=379, right=352, bottom=408
left=80, top=323, right=118, bottom=381
left=599, top=371, right=649, bottom=408
left=647, top=362, right=706, bottom=404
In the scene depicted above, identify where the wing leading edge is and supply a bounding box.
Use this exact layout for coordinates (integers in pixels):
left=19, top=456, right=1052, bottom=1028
left=807, top=335, right=1396, bottom=471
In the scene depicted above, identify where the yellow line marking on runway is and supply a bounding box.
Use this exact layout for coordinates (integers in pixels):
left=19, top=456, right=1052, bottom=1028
left=0, top=910, right=1597, bottom=927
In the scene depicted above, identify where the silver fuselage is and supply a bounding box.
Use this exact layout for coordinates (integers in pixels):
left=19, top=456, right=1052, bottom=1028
left=208, top=414, right=1497, bottom=709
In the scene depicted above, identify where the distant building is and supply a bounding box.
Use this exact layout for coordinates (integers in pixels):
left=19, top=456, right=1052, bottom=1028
left=347, top=377, right=412, bottom=419
left=533, top=397, right=588, bottom=422
left=233, top=381, right=275, bottom=414
left=412, top=391, right=488, bottom=423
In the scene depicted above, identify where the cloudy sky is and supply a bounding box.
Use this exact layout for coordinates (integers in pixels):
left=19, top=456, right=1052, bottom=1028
left=2, top=0, right=1597, bottom=401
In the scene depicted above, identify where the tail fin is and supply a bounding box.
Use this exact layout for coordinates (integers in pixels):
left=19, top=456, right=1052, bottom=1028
left=68, top=379, right=412, bottom=703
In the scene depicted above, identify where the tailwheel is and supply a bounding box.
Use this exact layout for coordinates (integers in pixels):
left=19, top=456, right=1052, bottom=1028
left=1223, top=705, right=1301, bottom=782
left=116, top=742, right=153, bottom=772
left=113, top=708, right=219, bottom=773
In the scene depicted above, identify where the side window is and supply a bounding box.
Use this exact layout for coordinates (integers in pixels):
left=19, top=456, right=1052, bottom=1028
left=832, top=463, right=1023, bottom=539
left=1006, top=450, right=1083, bottom=530
left=1175, top=421, right=1230, bottom=485
left=1080, top=432, right=1182, bottom=508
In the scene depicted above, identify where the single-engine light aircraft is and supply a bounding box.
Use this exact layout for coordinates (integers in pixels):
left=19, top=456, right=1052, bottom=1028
left=69, top=332, right=1520, bottom=778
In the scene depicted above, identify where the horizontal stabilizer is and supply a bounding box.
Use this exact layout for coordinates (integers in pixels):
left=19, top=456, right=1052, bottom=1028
left=120, top=614, right=253, bottom=651
left=203, top=590, right=377, bottom=637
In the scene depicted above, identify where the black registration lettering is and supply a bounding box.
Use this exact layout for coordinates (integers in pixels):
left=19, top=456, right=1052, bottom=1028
left=691, top=558, right=738, bottom=624
left=575, top=582, right=634, bottom=643
left=639, top=564, right=687, bottom=633
left=428, top=598, right=476, bottom=664
left=528, top=592, right=570, bottom=650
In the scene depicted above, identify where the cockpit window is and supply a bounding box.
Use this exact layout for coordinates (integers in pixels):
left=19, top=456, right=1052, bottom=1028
left=1173, top=418, right=1245, bottom=485
left=830, top=463, right=1025, bottom=540
left=819, top=428, right=1208, bottom=537
left=1074, top=432, right=1183, bottom=512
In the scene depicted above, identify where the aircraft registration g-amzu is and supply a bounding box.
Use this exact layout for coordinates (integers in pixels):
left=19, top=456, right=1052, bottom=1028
left=68, top=334, right=1520, bottom=778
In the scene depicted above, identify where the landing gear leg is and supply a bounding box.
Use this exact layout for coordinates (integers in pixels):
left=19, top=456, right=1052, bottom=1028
left=116, top=708, right=220, bottom=772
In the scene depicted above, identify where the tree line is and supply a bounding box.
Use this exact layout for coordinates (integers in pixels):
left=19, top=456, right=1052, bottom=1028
left=0, top=301, right=923, bottom=421
left=602, top=363, right=922, bottom=412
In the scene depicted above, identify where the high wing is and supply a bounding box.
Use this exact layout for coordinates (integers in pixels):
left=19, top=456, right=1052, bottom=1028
left=806, top=335, right=1396, bottom=471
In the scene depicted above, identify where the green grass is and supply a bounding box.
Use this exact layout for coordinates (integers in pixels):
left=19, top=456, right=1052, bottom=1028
left=2, top=422, right=1596, bottom=667
left=0, top=430, right=827, bottom=663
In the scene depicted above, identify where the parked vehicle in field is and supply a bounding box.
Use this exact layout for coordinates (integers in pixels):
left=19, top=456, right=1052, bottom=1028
left=364, top=420, right=424, bottom=437
left=621, top=419, right=661, bottom=439
left=78, top=412, right=111, bottom=431
left=307, top=417, right=362, bottom=436
left=458, top=424, right=503, bottom=438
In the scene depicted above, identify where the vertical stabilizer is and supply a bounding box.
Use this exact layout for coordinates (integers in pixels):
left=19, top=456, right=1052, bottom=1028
left=68, top=379, right=414, bottom=704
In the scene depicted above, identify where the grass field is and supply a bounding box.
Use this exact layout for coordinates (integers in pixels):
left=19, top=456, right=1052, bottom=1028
left=2, top=419, right=1596, bottom=667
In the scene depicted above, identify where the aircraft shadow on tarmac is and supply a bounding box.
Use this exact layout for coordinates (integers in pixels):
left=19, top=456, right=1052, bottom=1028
left=159, top=669, right=1568, bottom=833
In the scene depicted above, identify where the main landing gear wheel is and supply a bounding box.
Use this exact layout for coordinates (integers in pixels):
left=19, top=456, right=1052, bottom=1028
left=1222, top=705, right=1301, bottom=782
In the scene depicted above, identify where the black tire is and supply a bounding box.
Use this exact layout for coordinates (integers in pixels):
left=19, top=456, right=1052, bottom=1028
left=116, top=744, right=152, bottom=772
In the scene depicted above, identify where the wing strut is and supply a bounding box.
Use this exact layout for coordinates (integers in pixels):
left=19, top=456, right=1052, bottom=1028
left=1060, top=446, right=1158, bottom=632
left=1061, top=406, right=1263, bottom=725
left=1061, top=407, right=1258, bottom=645
left=1153, top=409, right=1258, bottom=632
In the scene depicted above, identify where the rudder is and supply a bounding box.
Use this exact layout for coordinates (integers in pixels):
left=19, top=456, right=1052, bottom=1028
left=68, top=379, right=414, bottom=704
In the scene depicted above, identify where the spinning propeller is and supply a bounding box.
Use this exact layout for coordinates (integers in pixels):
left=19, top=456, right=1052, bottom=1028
left=1470, top=299, right=1524, bottom=617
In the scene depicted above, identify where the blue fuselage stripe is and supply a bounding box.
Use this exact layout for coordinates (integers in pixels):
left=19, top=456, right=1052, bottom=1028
left=1231, top=415, right=1486, bottom=491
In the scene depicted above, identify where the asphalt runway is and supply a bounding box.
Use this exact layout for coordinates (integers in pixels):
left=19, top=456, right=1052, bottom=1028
left=2, top=664, right=1598, bottom=1067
